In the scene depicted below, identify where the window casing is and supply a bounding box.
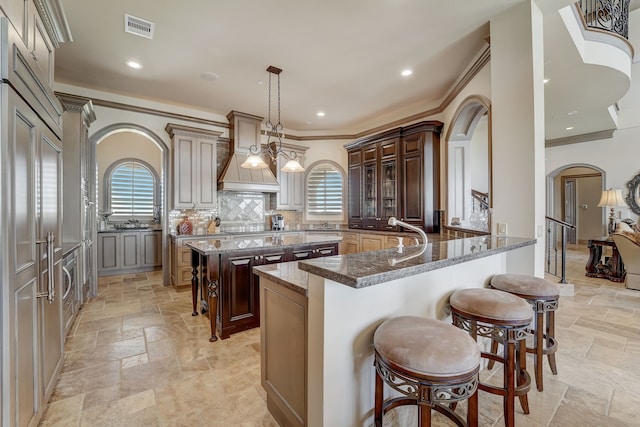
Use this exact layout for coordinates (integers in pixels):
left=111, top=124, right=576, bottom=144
left=105, top=160, right=158, bottom=220
left=306, top=163, right=344, bottom=215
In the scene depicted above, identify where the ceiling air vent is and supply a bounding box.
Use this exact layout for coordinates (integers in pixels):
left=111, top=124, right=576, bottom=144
left=124, top=14, right=154, bottom=39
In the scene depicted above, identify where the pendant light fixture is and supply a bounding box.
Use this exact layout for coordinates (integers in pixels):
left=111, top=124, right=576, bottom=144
left=241, top=66, right=305, bottom=172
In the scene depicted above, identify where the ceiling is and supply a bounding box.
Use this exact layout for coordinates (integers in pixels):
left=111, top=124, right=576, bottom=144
left=54, top=0, right=631, bottom=139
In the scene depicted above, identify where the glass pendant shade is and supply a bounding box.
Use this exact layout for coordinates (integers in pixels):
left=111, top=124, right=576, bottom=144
left=281, top=159, right=305, bottom=172
left=241, top=154, right=269, bottom=169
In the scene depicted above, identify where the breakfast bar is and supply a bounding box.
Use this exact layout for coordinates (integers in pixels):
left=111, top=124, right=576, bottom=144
left=254, top=235, right=536, bottom=427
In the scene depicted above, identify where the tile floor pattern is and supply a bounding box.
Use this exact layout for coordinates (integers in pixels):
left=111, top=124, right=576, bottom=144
left=39, top=244, right=640, bottom=426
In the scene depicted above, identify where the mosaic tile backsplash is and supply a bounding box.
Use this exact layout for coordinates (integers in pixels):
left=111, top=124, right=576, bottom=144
left=169, top=192, right=303, bottom=234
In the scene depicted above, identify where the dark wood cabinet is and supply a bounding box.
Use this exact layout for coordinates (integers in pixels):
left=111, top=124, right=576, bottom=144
left=219, top=248, right=287, bottom=339
left=345, top=121, right=443, bottom=232
left=215, top=242, right=338, bottom=339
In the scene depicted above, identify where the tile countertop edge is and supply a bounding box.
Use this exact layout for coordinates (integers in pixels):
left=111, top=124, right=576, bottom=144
left=297, top=236, right=537, bottom=289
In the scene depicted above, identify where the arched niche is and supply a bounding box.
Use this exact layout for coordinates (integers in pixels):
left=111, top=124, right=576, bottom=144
left=444, top=95, right=492, bottom=232
left=89, top=123, right=170, bottom=293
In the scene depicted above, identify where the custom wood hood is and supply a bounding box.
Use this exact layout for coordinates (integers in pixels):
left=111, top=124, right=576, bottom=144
left=217, top=111, right=280, bottom=193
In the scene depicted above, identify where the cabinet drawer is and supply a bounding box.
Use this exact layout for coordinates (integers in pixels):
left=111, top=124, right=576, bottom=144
left=178, top=247, right=192, bottom=266
left=178, top=267, right=193, bottom=286
left=361, top=237, right=383, bottom=252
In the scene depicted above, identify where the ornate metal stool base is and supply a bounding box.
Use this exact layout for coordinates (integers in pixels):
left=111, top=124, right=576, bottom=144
left=450, top=288, right=533, bottom=427
left=490, top=274, right=560, bottom=391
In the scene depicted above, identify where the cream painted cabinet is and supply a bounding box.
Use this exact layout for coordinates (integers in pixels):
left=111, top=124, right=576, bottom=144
left=360, top=234, right=384, bottom=252
left=273, top=143, right=308, bottom=211
left=98, top=230, right=161, bottom=276
left=166, top=123, right=222, bottom=210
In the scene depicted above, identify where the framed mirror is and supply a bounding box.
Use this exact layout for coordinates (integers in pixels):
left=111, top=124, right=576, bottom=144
left=625, top=172, right=640, bottom=215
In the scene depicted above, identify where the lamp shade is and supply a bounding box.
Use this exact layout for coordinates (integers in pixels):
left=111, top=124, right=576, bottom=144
left=241, top=154, right=269, bottom=169
left=597, top=188, right=626, bottom=208
left=281, top=159, right=305, bottom=172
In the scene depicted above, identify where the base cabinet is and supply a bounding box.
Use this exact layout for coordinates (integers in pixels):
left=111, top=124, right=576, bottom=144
left=260, top=277, right=307, bottom=427
left=97, top=230, right=162, bottom=276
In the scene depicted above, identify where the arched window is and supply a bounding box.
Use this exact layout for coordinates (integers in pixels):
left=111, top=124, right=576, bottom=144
left=306, top=162, right=344, bottom=215
left=105, top=160, right=158, bottom=219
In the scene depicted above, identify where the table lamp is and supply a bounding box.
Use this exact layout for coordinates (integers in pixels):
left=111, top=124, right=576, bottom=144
left=597, top=188, right=626, bottom=234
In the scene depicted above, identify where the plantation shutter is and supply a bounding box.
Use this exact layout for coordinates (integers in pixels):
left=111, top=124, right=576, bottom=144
left=110, top=162, right=155, bottom=218
left=306, top=164, right=343, bottom=215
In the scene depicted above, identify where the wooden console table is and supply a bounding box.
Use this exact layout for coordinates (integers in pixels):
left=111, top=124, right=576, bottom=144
left=585, top=237, right=626, bottom=282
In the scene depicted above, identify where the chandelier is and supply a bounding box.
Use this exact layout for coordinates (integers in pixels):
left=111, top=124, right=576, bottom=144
left=241, top=66, right=305, bottom=172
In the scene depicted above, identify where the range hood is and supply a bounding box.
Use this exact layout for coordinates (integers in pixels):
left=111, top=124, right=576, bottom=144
left=218, top=111, right=280, bottom=193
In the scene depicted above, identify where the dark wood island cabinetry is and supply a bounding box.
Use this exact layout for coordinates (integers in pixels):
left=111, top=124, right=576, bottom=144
left=187, top=235, right=341, bottom=341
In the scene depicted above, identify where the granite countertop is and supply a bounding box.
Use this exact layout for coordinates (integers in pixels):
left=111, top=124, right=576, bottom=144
left=170, top=227, right=421, bottom=241
left=185, top=234, right=343, bottom=255
left=297, top=235, right=536, bottom=289
left=98, top=226, right=163, bottom=233
left=254, top=261, right=309, bottom=295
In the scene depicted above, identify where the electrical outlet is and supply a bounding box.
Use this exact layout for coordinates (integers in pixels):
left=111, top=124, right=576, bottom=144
left=497, top=223, right=507, bottom=235
left=537, top=224, right=544, bottom=238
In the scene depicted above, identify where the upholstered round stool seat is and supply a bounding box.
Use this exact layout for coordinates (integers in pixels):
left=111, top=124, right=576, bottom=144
left=490, top=274, right=560, bottom=392
left=450, top=288, right=533, bottom=427
left=490, top=274, right=559, bottom=300
left=373, top=316, right=481, bottom=427
left=449, top=288, right=533, bottom=323
left=374, top=316, right=480, bottom=377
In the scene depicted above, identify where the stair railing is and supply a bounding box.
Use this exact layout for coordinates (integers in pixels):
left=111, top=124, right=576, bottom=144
left=578, top=0, right=630, bottom=39
left=545, top=216, right=576, bottom=284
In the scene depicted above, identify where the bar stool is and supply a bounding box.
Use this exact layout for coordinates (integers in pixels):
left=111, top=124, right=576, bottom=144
left=374, top=316, right=481, bottom=427
left=489, top=274, right=559, bottom=392
left=449, top=288, right=532, bottom=427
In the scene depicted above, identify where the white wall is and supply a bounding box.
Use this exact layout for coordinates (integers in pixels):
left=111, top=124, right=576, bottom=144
left=546, top=126, right=640, bottom=221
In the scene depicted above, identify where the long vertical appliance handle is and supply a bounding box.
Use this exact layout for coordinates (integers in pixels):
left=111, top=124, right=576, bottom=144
left=36, top=232, right=56, bottom=303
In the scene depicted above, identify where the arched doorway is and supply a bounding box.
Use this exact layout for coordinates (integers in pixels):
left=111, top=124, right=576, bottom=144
left=89, top=124, right=170, bottom=295
left=444, top=95, right=492, bottom=231
left=546, top=164, right=605, bottom=243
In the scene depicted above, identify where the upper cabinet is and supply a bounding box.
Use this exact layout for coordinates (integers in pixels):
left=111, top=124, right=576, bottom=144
left=166, top=123, right=222, bottom=210
left=345, top=121, right=443, bottom=232
left=1, top=1, right=71, bottom=139
left=271, top=142, right=308, bottom=211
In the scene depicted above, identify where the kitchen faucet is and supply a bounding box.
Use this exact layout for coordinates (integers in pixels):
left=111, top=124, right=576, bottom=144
left=387, top=217, right=428, bottom=266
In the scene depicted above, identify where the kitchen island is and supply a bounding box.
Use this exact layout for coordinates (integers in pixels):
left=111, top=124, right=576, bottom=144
left=186, top=233, right=342, bottom=341
left=254, top=234, right=536, bottom=427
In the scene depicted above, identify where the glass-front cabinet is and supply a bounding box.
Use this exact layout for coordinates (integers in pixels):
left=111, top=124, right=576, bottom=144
left=363, top=162, right=377, bottom=220
left=361, top=137, right=399, bottom=230
left=345, top=121, right=443, bottom=232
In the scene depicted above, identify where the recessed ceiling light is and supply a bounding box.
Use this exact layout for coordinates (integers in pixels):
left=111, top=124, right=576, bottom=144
left=401, top=69, right=412, bottom=77
left=566, top=126, right=574, bottom=130
left=317, top=112, right=325, bottom=117
left=125, top=60, right=143, bottom=70
left=200, top=72, right=219, bottom=82
left=567, top=110, right=578, bottom=115
left=256, top=80, right=264, bottom=85
left=543, top=78, right=549, bottom=84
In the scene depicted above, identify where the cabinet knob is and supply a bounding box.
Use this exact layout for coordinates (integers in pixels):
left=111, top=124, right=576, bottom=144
left=254, top=256, right=259, bottom=260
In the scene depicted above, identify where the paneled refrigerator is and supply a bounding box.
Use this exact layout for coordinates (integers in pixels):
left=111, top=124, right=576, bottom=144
left=0, top=11, right=67, bottom=427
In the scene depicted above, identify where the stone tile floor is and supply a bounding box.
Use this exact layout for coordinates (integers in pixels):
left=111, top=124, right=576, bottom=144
left=39, top=244, right=640, bottom=426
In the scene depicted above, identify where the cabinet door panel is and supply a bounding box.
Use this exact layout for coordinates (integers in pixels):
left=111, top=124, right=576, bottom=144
left=348, top=164, right=361, bottom=222
left=98, top=234, right=118, bottom=270
left=225, top=255, right=257, bottom=322
left=141, top=231, right=161, bottom=266
left=402, top=154, right=423, bottom=223
left=196, top=139, right=216, bottom=208
left=174, top=136, right=195, bottom=207
left=121, top=233, right=139, bottom=268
